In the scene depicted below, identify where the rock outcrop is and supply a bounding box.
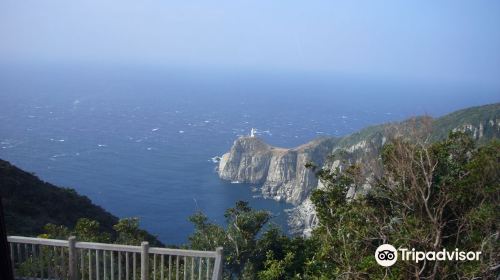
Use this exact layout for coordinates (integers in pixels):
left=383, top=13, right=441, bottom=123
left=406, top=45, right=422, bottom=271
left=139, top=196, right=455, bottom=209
left=219, top=136, right=338, bottom=205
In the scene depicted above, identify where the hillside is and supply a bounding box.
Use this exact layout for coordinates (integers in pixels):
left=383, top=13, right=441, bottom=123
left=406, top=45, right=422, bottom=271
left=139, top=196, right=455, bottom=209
left=0, top=159, right=118, bottom=236
left=0, top=159, right=162, bottom=247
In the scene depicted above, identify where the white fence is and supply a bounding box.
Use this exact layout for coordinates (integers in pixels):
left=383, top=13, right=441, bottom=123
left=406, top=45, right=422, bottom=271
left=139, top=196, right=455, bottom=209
left=8, top=236, right=223, bottom=280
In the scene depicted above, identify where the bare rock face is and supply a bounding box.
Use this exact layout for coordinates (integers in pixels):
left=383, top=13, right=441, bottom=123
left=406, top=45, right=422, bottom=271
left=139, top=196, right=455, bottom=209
left=218, top=136, right=338, bottom=205
left=218, top=137, right=272, bottom=184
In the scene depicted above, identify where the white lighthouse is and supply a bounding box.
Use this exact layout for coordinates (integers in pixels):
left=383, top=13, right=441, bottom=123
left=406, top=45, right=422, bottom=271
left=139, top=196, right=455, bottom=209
left=250, top=128, right=257, bottom=137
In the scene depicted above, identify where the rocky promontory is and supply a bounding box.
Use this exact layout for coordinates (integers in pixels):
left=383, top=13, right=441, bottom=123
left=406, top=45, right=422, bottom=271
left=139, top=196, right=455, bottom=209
left=218, top=136, right=338, bottom=205
left=218, top=103, right=500, bottom=236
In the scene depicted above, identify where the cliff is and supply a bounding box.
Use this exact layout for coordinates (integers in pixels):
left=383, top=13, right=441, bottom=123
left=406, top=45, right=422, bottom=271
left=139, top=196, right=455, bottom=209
left=219, top=137, right=339, bottom=205
left=218, top=103, right=500, bottom=236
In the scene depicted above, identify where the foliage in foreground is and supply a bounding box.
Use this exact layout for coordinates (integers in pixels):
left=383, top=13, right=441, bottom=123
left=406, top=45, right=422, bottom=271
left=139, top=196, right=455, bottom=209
left=41, top=217, right=163, bottom=247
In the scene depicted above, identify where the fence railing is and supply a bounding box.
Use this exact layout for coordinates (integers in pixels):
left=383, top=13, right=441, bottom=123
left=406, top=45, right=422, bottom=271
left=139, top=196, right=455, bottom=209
left=8, top=236, right=223, bottom=280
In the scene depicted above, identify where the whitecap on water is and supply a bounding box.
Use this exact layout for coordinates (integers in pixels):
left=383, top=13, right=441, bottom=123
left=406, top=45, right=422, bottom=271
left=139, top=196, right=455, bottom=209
left=211, top=156, right=221, bottom=163
left=178, top=130, right=185, bottom=134
left=51, top=153, right=66, bottom=158
left=152, top=128, right=160, bottom=132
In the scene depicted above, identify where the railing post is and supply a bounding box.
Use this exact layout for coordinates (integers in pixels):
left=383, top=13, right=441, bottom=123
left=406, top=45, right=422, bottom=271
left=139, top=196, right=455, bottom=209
left=212, top=247, right=223, bottom=280
left=141, top=242, right=149, bottom=280
left=68, top=236, right=77, bottom=280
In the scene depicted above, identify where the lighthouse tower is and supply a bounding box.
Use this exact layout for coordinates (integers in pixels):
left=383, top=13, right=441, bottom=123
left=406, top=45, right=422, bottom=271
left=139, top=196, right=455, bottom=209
left=250, top=128, right=257, bottom=137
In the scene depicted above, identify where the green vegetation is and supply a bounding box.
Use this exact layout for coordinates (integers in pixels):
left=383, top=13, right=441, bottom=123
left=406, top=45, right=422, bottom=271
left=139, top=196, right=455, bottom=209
left=40, top=217, right=162, bottom=247
left=431, top=103, right=500, bottom=142
left=305, top=132, right=498, bottom=279
left=188, top=201, right=313, bottom=279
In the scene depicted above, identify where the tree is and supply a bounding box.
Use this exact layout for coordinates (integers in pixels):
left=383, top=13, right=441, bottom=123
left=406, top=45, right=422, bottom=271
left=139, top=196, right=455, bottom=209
left=188, top=201, right=273, bottom=279
left=376, top=133, right=499, bottom=278
left=113, top=217, right=150, bottom=245
left=74, top=218, right=111, bottom=242
left=308, top=132, right=499, bottom=279
left=308, top=164, right=385, bottom=279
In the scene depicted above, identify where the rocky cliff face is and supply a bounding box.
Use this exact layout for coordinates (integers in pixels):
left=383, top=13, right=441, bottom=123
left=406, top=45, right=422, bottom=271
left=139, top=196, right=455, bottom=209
left=218, top=136, right=338, bottom=204
left=218, top=103, right=500, bottom=236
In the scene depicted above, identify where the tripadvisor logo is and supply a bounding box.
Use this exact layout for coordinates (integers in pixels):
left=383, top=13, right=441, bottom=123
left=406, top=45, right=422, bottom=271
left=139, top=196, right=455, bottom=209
left=375, top=244, right=481, bottom=267
left=375, top=244, right=398, bottom=267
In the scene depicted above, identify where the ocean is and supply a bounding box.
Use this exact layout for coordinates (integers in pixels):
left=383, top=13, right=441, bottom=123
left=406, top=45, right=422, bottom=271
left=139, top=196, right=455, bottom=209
left=0, top=63, right=498, bottom=244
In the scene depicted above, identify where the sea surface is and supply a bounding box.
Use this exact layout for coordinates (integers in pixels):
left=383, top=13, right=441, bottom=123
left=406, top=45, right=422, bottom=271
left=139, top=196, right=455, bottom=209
left=1, top=63, right=498, bottom=244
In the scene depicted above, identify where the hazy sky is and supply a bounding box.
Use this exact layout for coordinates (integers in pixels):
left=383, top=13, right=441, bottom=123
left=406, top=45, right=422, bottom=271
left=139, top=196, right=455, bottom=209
left=1, top=1, right=500, bottom=87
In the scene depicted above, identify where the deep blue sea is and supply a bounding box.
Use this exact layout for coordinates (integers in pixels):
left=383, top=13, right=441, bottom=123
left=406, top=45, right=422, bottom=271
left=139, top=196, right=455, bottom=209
left=1, top=63, right=498, bottom=244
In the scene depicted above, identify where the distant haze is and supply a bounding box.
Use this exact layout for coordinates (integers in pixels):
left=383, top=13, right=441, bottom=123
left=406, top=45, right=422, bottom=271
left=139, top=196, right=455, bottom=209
left=1, top=0, right=500, bottom=89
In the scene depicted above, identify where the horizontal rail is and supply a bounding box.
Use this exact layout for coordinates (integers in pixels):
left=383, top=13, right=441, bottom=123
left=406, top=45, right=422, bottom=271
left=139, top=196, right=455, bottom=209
left=149, top=247, right=217, bottom=258
left=8, top=236, right=68, bottom=247
left=75, top=241, right=142, bottom=253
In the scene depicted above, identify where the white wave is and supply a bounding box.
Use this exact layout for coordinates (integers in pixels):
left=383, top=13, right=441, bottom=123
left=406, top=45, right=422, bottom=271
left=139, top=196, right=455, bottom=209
left=231, top=180, right=241, bottom=184
left=51, top=153, right=66, bottom=158
left=261, top=130, right=272, bottom=136
left=152, top=128, right=160, bottom=132
left=178, top=130, right=185, bottom=134
left=211, top=156, right=221, bottom=163
left=98, top=144, right=107, bottom=147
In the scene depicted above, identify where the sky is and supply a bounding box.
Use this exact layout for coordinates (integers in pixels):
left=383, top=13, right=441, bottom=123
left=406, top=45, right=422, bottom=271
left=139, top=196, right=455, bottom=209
left=1, top=0, right=500, bottom=88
